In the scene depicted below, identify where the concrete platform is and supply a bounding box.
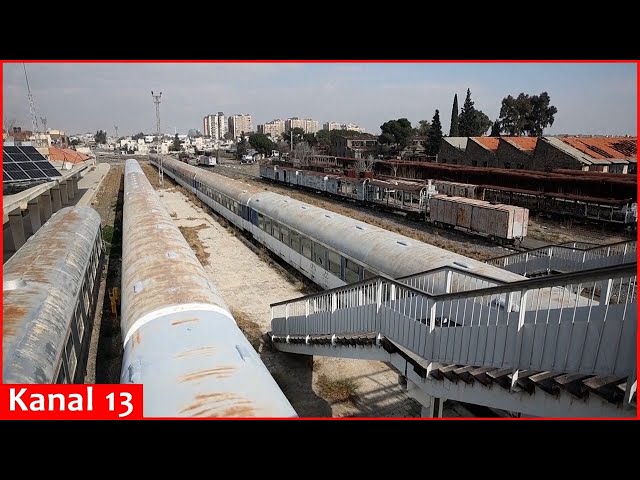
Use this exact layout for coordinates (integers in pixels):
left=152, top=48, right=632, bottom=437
left=3, top=161, right=111, bottom=264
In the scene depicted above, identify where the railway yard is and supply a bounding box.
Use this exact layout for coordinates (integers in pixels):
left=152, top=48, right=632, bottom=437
left=74, top=153, right=635, bottom=418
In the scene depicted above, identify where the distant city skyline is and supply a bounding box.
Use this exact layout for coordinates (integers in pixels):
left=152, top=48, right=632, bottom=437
left=2, top=62, right=637, bottom=137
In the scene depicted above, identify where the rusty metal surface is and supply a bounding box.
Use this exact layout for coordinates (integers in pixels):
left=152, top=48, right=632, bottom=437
left=3, top=206, right=102, bottom=383
left=121, top=159, right=296, bottom=417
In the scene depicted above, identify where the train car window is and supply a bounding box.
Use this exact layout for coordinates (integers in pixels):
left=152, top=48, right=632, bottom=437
left=281, top=226, right=289, bottom=246
left=364, top=269, right=377, bottom=280
left=328, top=250, right=341, bottom=276
left=76, top=305, right=84, bottom=341
left=65, top=334, right=77, bottom=380
left=272, top=222, right=280, bottom=240
left=56, top=364, right=67, bottom=384
left=264, top=217, right=272, bottom=236
left=301, top=236, right=312, bottom=259
left=290, top=230, right=300, bottom=252
left=258, top=213, right=264, bottom=230
left=312, top=242, right=327, bottom=267
left=344, top=258, right=360, bottom=283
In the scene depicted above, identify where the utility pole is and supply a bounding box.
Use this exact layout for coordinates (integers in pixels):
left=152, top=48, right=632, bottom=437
left=151, top=90, right=163, bottom=186
left=114, top=125, right=119, bottom=154
left=40, top=116, right=47, bottom=135
left=23, top=63, right=42, bottom=147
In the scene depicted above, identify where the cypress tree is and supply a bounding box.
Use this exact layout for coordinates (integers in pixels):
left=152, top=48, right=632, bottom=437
left=449, top=94, right=459, bottom=137
left=426, top=109, right=443, bottom=156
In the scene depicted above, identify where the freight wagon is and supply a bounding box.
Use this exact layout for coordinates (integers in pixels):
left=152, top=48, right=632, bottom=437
left=428, top=195, right=529, bottom=245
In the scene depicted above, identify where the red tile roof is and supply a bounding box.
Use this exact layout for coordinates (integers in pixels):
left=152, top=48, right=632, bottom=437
left=501, top=137, right=538, bottom=152
left=560, top=137, right=637, bottom=160
left=471, top=137, right=499, bottom=152
left=47, top=147, right=91, bottom=164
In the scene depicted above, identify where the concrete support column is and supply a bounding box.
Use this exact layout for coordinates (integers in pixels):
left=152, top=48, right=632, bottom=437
left=68, top=176, right=76, bottom=200
left=430, top=397, right=444, bottom=418
left=59, top=180, right=69, bottom=205
left=25, top=198, right=42, bottom=236
left=51, top=184, right=63, bottom=212
left=39, top=191, right=53, bottom=224
left=8, top=208, right=26, bottom=252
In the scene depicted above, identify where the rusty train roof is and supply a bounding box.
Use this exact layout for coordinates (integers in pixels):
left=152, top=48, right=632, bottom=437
left=3, top=206, right=102, bottom=383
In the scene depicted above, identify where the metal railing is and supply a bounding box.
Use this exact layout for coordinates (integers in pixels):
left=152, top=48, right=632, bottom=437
left=485, top=240, right=636, bottom=276
left=272, top=263, right=637, bottom=388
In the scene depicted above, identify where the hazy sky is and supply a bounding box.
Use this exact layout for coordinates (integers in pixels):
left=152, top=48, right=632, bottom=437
left=2, top=62, right=637, bottom=137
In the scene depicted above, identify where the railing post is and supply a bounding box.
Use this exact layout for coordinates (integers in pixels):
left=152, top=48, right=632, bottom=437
left=331, top=293, right=337, bottom=313
left=305, top=299, right=310, bottom=316
left=510, top=288, right=529, bottom=391
left=547, top=247, right=553, bottom=274
left=445, top=270, right=452, bottom=294
left=426, top=301, right=438, bottom=378
left=390, top=284, right=396, bottom=301
left=600, top=278, right=614, bottom=305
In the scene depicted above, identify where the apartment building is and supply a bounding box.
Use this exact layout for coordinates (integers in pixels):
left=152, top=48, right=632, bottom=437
left=228, top=114, right=253, bottom=138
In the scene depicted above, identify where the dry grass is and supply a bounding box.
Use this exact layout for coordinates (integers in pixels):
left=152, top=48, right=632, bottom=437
left=230, top=307, right=264, bottom=352
left=178, top=224, right=210, bottom=265
left=316, top=374, right=359, bottom=404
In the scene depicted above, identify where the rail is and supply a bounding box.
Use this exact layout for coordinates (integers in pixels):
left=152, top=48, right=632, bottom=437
left=485, top=240, right=636, bottom=276
left=271, top=263, right=637, bottom=385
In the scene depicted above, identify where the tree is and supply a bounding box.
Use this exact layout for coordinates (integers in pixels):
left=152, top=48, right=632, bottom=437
left=293, top=141, right=314, bottom=165
left=449, top=94, right=460, bottom=137
left=94, top=130, right=107, bottom=144
left=458, top=88, right=492, bottom=136
left=303, top=133, right=317, bottom=146
left=249, top=133, right=276, bottom=156
left=223, top=131, right=234, bottom=140
left=236, top=136, right=248, bottom=159
left=281, top=127, right=305, bottom=149
left=357, top=154, right=378, bottom=174
left=526, top=92, right=558, bottom=136
left=426, top=110, right=443, bottom=156
left=490, top=120, right=501, bottom=137
left=415, top=120, right=431, bottom=136
left=171, top=133, right=181, bottom=151
left=378, top=118, right=413, bottom=149
left=498, top=92, right=557, bottom=136
left=132, top=132, right=145, bottom=140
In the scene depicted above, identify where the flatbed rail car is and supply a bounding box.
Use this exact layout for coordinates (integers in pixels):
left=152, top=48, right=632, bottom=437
left=428, top=194, right=528, bottom=245
left=3, top=206, right=104, bottom=384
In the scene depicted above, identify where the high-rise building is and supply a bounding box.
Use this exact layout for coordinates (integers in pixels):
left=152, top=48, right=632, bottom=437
left=323, top=121, right=365, bottom=133
left=203, top=112, right=227, bottom=140
left=228, top=114, right=253, bottom=138
left=258, top=119, right=286, bottom=139
left=285, top=117, right=319, bottom=134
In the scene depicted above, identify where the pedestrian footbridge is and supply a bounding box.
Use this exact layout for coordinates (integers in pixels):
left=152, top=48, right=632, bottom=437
left=269, top=262, right=637, bottom=417
left=485, top=240, right=636, bottom=278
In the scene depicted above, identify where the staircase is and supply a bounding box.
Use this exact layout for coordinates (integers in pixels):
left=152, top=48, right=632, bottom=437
left=485, top=240, right=636, bottom=277
left=269, top=263, right=637, bottom=417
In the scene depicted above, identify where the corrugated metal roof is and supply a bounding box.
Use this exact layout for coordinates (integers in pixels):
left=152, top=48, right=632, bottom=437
left=443, top=137, right=468, bottom=150
left=560, top=137, right=636, bottom=160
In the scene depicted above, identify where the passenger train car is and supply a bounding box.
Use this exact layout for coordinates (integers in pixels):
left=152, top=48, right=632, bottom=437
left=151, top=155, right=529, bottom=291
left=120, top=159, right=297, bottom=418
left=3, top=206, right=104, bottom=384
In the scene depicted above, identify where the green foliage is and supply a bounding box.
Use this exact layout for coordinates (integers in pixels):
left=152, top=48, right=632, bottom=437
left=281, top=127, right=305, bottom=148
left=378, top=118, right=413, bottom=149
left=303, top=133, right=317, bottom=146
left=170, top=133, right=181, bottom=151
left=249, top=133, right=276, bottom=155
left=415, top=120, right=431, bottom=136
left=94, top=130, right=107, bottom=144
left=449, top=94, right=460, bottom=137
left=236, top=136, right=248, bottom=159
left=426, top=109, right=443, bottom=156
left=458, top=89, right=492, bottom=137
left=490, top=120, right=501, bottom=136
left=498, top=92, right=557, bottom=136
left=132, top=132, right=145, bottom=140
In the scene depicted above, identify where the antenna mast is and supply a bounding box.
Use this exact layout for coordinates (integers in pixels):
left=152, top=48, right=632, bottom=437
left=23, top=63, right=41, bottom=146
left=151, top=90, right=163, bottom=185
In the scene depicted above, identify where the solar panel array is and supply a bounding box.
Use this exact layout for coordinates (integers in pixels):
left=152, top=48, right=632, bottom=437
left=3, top=145, right=62, bottom=183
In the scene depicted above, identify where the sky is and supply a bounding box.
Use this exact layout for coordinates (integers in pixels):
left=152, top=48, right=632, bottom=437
left=2, top=62, right=637, bottom=138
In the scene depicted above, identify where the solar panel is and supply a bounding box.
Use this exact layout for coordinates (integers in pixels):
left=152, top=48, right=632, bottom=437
left=3, top=145, right=63, bottom=183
